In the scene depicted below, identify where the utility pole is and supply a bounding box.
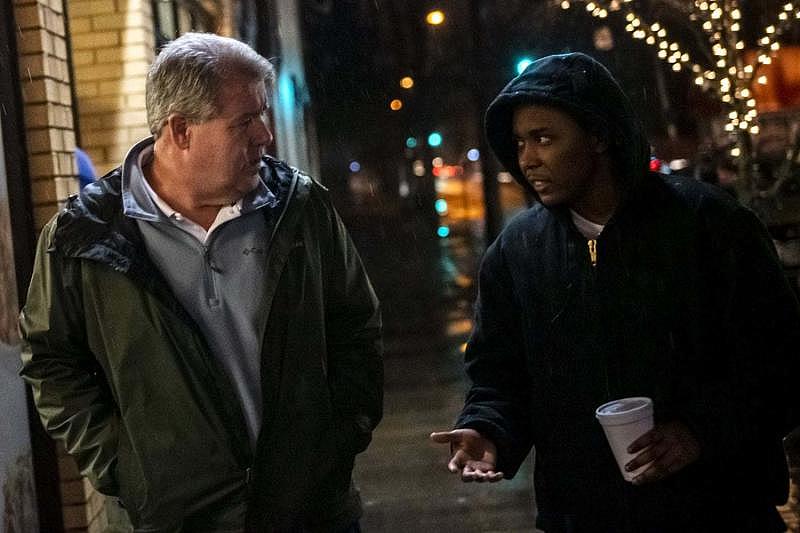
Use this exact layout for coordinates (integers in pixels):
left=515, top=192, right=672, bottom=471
left=469, top=0, right=503, bottom=245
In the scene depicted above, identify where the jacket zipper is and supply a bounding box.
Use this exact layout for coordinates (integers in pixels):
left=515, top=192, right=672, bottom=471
left=244, top=171, right=300, bottom=490
left=587, top=239, right=598, bottom=267
left=201, top=244, right=222, bottom=307
left=585, top=237, right=610, bottom=399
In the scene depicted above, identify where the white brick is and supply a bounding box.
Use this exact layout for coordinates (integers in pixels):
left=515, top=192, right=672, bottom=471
left=55, top=176, right=78, bottom=201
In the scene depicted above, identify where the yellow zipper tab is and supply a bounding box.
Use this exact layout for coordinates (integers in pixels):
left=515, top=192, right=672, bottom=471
left=587, top=239, right=598, bottom=267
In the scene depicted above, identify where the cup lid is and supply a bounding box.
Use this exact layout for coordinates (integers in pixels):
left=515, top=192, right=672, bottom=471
left=595, top=397, right=653, bottom=425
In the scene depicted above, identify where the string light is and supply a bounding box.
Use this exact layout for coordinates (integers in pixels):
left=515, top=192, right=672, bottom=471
left=556, top=0, right=800, bottom=154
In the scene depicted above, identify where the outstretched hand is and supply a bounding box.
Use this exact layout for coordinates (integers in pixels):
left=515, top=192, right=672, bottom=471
left=430, top=429, right=504, bottom=482
left=625, top=420, right=701, bottom=485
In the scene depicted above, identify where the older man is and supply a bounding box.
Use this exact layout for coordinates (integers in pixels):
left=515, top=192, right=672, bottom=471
left=20, top=32, right=382, bottom=533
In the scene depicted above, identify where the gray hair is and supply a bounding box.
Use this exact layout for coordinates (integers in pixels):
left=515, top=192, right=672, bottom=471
left=146, top=32, right=275, bottom=138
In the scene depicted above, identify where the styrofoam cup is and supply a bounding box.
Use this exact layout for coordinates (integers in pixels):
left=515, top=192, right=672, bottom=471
left=595, top=397, right=654, bottom=481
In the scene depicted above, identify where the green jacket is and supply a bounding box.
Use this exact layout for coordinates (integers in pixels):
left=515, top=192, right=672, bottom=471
left=19, top=156, right=383, bottom=532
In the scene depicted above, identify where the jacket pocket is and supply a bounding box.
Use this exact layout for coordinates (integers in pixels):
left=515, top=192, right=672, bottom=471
left=115, top=430, right=149, bottom=525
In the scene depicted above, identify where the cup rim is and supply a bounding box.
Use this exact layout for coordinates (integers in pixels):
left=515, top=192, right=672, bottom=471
left=595, top=396, right=653, bottom=425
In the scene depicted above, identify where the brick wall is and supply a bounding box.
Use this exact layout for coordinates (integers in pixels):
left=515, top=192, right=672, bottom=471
left=58, top=442, right=109, bottom=532
left=62, top=0, right=157, bottom=527
left=68, top=0, right=155, bottom=176
left=14, top=0, right=78, bottom=232
left=12, top=1, right=153, bottom=530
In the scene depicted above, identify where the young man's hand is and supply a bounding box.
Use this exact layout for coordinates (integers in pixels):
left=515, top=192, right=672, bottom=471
left=625, top=420, right=701, bottom=485
left=430, top=429, right=504, bottom=482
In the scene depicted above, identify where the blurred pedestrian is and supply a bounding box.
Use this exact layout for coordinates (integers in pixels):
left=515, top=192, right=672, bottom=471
left=431, top=52, right=800, bottom=532
left=74, top=146, right=97, bottom=189
left=20, top=32, right=382, bottom=532
left=693, top=146, right=737, bottom=196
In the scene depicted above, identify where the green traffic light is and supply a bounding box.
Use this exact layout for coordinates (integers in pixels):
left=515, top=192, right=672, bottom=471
left=516, top=57, right=534, bottom=74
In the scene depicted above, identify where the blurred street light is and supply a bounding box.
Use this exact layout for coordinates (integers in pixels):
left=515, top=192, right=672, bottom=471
left=400, top=76, right=415, bottom=89
left=426, top=10, right=445, bottom=26
left=427, top=131, right=443, bottom=147
left=516, top=56, right=535, bottom=74
left=593, top=25, right=614, bottom=51
left=390, top=98, right=403, bottom=111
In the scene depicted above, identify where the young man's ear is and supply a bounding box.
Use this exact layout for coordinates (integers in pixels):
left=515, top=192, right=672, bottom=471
left=165, top=114, right=191, bottom=149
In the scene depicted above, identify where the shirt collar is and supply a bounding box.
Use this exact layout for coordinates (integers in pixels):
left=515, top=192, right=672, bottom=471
left=121, top=136, right=278, bottom=222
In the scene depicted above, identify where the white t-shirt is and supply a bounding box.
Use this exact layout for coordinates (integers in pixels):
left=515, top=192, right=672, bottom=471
left=570, top=209, right=605, bottom=239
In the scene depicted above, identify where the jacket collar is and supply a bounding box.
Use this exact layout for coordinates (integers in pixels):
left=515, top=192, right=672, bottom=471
left=53, top=148, right=305, bottom=278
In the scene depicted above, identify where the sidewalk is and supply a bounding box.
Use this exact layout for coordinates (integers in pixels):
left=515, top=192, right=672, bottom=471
left=346, top=209, right=539, bottom=532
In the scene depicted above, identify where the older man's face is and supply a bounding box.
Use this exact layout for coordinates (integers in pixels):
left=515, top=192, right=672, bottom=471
left=187, top=75, right=272, bottom=204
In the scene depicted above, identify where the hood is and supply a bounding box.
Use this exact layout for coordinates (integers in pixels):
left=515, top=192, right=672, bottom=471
left=485, top=52, right=650, bottom=199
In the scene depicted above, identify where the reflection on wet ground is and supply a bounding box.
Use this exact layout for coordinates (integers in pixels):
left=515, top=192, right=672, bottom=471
left=345, top=210, right=538, bottom=532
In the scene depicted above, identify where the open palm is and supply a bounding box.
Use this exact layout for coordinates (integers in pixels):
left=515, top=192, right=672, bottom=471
left=430, top=428, right=504, bottom=482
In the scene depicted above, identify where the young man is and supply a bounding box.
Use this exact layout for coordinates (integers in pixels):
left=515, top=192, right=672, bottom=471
left=20, top=33, right=382, bottom=532
left=432, top=52, right=800, bottom=532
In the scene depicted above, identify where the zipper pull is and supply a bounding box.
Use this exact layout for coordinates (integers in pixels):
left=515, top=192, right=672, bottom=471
left=587, top=239, right=598, bottom=267
left=203, top=246, right=223, bottom=273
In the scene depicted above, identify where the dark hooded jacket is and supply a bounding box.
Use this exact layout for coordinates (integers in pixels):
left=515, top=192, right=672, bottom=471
left=456, top=53, right=800, bottom=532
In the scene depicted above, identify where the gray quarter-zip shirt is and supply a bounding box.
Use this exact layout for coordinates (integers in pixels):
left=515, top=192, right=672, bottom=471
left=121, top=138, right=279, bottom=447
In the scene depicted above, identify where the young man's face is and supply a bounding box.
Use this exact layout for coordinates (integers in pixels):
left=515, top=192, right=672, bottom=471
left=512, top=104, right=604, bottom=210
left=188, top=75, right=273, bottom=204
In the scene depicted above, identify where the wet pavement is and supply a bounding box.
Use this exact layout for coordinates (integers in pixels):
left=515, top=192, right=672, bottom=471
left=341, top=206, right=800, bottom=533
left=343, top=208, right=539, bottom=533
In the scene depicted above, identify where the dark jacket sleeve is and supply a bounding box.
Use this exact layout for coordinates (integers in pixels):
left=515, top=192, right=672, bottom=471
left=322, top=198, right=383, bottom=454
left=18, top=217, right=120, bottom=496
left=455, top=237, right=534, bottom=478
left=683, top=205, right=800, bottom=503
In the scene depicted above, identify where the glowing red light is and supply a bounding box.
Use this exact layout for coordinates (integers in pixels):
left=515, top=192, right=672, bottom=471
left=649, top=158, right=662, bottom=172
